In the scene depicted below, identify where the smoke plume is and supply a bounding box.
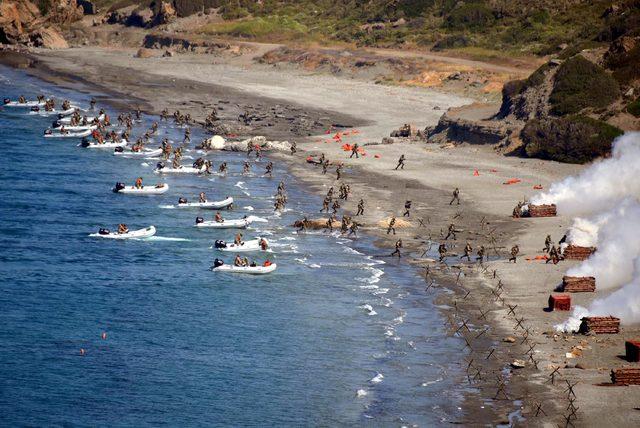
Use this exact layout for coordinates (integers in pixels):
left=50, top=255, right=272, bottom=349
left=566, top=200, right=640, bottom=290
left=531, top=132, right=640, bottom=216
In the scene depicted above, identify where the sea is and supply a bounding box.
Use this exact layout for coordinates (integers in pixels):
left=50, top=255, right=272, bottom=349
left=0, top=65, right=465, bottom=426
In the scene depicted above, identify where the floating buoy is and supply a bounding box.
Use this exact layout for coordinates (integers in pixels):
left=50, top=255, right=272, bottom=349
left=79, top=348, right=85, bottom=356
left=101, top=332, right=107, bottom=340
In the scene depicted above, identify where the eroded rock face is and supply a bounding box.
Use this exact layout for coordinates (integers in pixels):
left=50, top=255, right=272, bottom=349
left=152, top=1, right=177, bottom=26
left=29, top=26, right=69, bottom=49
left=46, top=0, right=84, bottom=25
left=0, top=1, right=41, bottom=44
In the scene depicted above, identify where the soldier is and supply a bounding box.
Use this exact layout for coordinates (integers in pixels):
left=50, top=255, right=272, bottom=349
left=290, top=141, right=297, bottom=155
left=509, top=245, right=519, bottom=263
left=242, top=161, right=250, bottom=174
left=183, top=127, right=191, bottom=144
left=395, top=154, right=406, bottom=170
left=356, top=198, right=365, bottom=216
left=332, top=199, right=340, bottom=214
left=546, top=245, right=560, bottom=264
left=336, top=164, right=343, bottom=181
left=298, top=216, right=309, bottom=232
left=543, top=234, right=552, bottom=253
left=340, top=216, right=350, bottom=234
left=391, top=239, right=403, bottom=257
left=247, top=141, right=254, bottom=157
left=318, top=153, right=326, bottom=165
left=265, top=161, right=273, bottom=177
left=322, top=160, right=329, bottom=175
left=403, top=200, right=411, bottom=217
left=327, top=187, right=334, bottom=199
left=387, top=216, right=396, bottom=235
left=348, top=221, right=359, bottom=238
left=476, top=245, right=486, bottom=264
left=277, top=181, right=285, bottom=195
left=461, top=242, right=473, bottom=261
left=445, top=223, right=457, bottom=240
left=438, top=243, right=447, bottom=262
left=326, top=215, right=335, bottom=232
left=219, top=162, right=228, bottom=174
left=320, top=196, right=330, bottom=213
left=450, top=187, right=460, bottom=205
left=350, top=143, right=359, bottom=159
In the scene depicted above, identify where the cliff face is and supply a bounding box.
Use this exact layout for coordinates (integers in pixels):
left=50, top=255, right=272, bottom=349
left=0, top=0, right=84, bottom=48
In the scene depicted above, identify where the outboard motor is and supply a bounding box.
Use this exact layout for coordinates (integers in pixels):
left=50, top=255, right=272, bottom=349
left=178, top=197, right=188, bottom=204
left=113, top=182, right=125, bottom=193
left=3, top=98, right=10, bottom=105
left=51, top=120, right=59, bottom=128
left=80, top=138, right=90, bottom=147
left=213, top=258, right=224, bottom=268
left=156, top=161, right=165, bottom=170
left=114, top=146, right=124, bottom=153
left=214, top=240, right=227, bottom=249
left=98, top=228, right=110, bottom=235
left=195, top=216, right=204, bottom=225
left=30, top=106, right=40, bottom=112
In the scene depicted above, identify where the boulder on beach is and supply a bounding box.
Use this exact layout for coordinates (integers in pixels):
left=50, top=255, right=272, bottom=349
left=378, top=217, right=411, bottom=229
left=292, top=218, right=341, bottom=229
left=29, top=27, right=69, bottom=49
left=135, top=47, right=156, bottom=58
left=198, top=135, right=292, bottom=153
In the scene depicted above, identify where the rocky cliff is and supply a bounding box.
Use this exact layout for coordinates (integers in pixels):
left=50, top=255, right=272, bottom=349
left=0, top=0, right=84, bottom=49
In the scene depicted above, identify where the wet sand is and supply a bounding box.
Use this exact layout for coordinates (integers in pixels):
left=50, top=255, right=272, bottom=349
left=8, top=45, right=640, bottom=426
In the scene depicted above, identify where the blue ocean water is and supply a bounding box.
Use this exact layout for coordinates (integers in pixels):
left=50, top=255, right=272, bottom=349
left=0, top=65, right=464, bottom=426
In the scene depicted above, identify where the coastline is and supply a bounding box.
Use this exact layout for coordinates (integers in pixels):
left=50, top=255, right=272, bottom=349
left=4, top=45, right=639, bottom=426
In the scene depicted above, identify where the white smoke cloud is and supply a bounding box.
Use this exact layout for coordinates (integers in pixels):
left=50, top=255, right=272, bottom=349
left=566, top=215, right=609, bottom=247
left=590, top=256, right=640, bottom=325
left=566, top=199, right=640, bottom=290
left=531, top=132, right=640, bottom=216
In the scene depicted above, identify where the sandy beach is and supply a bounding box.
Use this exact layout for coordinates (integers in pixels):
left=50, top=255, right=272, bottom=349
left=12, top=45, right=640, bottom=426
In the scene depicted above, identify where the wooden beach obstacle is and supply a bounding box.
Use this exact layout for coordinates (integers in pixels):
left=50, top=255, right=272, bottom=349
left=512, top=203, right=557, bottom=218
left=548, top=294, right=571, bottom=311
left=625, top=340, right=640, bottom=362
left=561, top=276, right=596, bottom=293
left=563, top=245, right=596, bottom=261
left=611, top=368, right=640, bottom=385
left=579, top=316, right=620, bottom=334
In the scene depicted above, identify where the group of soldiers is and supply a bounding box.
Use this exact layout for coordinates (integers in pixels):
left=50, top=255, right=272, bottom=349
left=274, top=181, right=288, bottom=212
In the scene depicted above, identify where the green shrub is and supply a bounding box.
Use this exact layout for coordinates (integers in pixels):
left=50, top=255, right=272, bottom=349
left=549, top=56, right=620, bottom=116
left=627, top=97, right=640, bottom=117
left=445, top=3, right=495, bottom=30
left=199, top=16, right=308, bottom=41
left=606, top=44, right=640, bottom=85
left=432, top=34, right=469, bottom=51
left=521, top=115, right=623, bottom=163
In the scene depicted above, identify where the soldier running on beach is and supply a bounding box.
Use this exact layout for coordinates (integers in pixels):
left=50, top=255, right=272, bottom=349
left=403, top=200, right=411, bottom=217
left=326, top=215, right=335, bottom=232
left=322, top=160, right=329, bottom=174
left=336, top=164, right=343, bottom=180
left=387, top=216, right=396, bottom=235
left=391, top=239, right=403, bottom=257
left=320, top=196, right=330, bottom=213
left=445, top=223, right=457, bottom=240
left=543, top=235, right=552, bottom=253
left=332, top=199, right=340, bottom=214
left=438, top=243, right=447, bottom=262
left=298, top=216, right=309, bottom=232
left=290, top=141, right=297, bottom=155
left=350, top=143, right=359, bottom=159
left=183, top=127, right=191, bottom=144
left=509, top=245, right=519, bottom=263
left=547, top=245, right=560, bottom=264
left=476, top=245, right=486, bottom=264
left=395, top=154, right=406, bottom=170
left=318, top=153, right=325, bottom=165
left=327, top=187, right=334, bottom=199
left=265, top=162, right=273, bottom=177
left=356, top=198, right=365, bottom=216
left=348, top=221, right=359, bottom=238
left=450, top=187, right=460, bottom=205
left=461, top=242, right=473, bottom=261
left=242, top=161, right=250, bottom=174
